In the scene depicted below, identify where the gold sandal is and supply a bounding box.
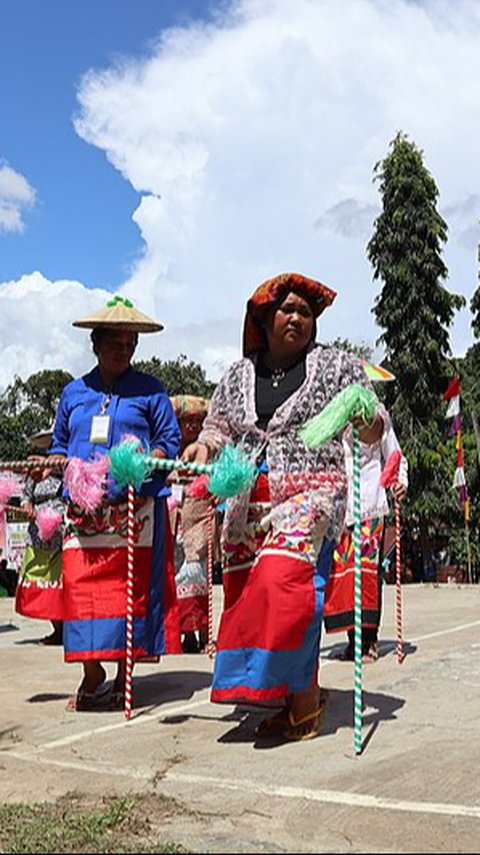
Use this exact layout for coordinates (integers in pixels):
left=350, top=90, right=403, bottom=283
left=282, top=689, right=329, bottom=742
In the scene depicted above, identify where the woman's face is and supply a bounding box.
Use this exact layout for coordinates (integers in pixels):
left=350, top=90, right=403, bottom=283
left=179, top=413, right=206, bottom=445
left=265, top=291, right=315, bottom=356
left=96, top=330, right=138, bottom=378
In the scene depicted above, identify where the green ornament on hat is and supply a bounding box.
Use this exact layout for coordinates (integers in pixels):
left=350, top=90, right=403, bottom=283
left=73, top=295, right=163, bottom=333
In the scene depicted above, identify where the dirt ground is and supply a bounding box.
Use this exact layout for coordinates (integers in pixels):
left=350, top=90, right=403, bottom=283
left=1, top=582, right=479, bottom=853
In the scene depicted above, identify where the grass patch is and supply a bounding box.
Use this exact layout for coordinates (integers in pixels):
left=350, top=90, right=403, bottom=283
left=0, top=792, right=192, bottom=854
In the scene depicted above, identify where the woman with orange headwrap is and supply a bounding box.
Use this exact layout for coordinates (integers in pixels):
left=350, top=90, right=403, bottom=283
left=182, top=272, right=384, bottom=741
left=170, top=395, right=215, bottom=654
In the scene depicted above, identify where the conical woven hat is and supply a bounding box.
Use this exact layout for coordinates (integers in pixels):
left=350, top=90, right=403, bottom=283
left=73, top=296, right=163, bottom=333
left=28, top=426, right=54, bottom=450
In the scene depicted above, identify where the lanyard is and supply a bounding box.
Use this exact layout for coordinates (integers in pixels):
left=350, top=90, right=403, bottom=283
left=99, top=390, right=113, bottom=416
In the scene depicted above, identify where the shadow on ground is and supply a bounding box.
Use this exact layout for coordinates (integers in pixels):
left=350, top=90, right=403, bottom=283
left=212, top=686, right=405, bottom=752
left=26, top=667, right=213, bottom=714
left=323, top=639, right=417, bottom=661
left=0, top=623, right=19, bottom=635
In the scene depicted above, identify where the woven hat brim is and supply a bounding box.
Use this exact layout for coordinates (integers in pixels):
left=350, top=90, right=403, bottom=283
left=73, top=319, right=163, bottom=332
left=72, top=303, right=163, bottom=333
left=28, top=431, right=53, bottom=449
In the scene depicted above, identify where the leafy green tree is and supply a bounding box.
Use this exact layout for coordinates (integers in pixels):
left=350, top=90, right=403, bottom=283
left=134, top=354, right=216, bottom=398
left=0, top=369, right=73, bottom=460
left=367, top=133, right=466, bottom=562
left=470, top=240, right=480, bottom=341
left=2, top=370, right=73, bottom=423
left=327, top=337, right=373, bottom=361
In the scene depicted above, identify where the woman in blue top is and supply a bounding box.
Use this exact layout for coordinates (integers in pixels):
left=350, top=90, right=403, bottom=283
left=49, top=297, right=182, bottom=712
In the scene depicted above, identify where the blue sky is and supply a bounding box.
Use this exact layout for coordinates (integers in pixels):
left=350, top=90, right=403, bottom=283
left=0, top=0, right=215, bottom=289
left=0, top=0, right=479, bottom=388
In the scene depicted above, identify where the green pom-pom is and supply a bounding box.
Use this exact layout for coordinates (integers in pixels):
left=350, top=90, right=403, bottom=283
left=208, top=443, right=257, bottom=499
left=299, top=383, right=377, bottom=449
left=109, top=437, right=151, bottom=490
left=123, top=298, right=133, bottom=308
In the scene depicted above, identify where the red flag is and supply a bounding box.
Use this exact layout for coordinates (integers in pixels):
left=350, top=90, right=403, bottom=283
left=380, top=450, right=402, bottom=489
left=443, top=377, right=460, bottom=400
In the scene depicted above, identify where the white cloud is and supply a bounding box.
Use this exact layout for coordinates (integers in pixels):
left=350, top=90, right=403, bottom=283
left=73, top=0, right=478, bottom=354
left=0, top=271, right=239, bottom=390
left=2, top=0, right=480, bottom=385
left=0, top=162, right=36, bottom=232
left=0, top=273, right=110, bottom=389
left=316, top=199, right=379, bottom=241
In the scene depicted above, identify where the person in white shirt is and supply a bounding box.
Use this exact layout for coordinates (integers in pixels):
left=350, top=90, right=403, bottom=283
left=323, top=408, right=407, bottom=662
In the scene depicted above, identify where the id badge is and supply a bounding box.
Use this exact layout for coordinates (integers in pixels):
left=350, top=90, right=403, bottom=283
left=90, top=415, right=111, bottom=445
left=171, top=483, right=184, bottom=503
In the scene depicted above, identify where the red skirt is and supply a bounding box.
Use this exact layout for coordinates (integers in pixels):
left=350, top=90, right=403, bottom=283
left=324, top=517, right=383, bottom=632
left=62, top=497, right=180, bottom=662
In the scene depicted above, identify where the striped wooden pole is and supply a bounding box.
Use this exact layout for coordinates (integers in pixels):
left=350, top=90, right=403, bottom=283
left=0, top=459, right=65, bottom=473
left=148, top=458, right=211, bottom=475
left=206, top=501, right=215, bottom=658
left=395, top=498, right=404, bottom=664
left=0, top=456, right=213, bottom=476
left=352, top=427, right=363, bottom=755
left=124, top=483, right=135, bottom=720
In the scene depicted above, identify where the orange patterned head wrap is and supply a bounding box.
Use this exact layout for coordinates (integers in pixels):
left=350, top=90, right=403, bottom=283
left=242, top=272, right=337, bottom=356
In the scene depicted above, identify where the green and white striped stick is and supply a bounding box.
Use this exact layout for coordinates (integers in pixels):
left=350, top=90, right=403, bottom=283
left=352, top=426, right=363, bottom=755
left=147, top=457, right=211, bottom=475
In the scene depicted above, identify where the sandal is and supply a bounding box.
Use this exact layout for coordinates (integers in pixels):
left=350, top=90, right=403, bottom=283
left=362, top=643, right=379, bottom=663
left=65, top=683, right=109, bottom=713
left=255, top=707, right=290, bottom=737
left=281, top=689, right=329, bottom=742
left=108, top=690, right=126, bottom=711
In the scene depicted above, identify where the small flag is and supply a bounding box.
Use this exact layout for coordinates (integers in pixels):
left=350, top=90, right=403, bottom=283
left=443, top=376, right=469, bottom=523
left=361, top=360, right=396, bottom=382
left=443, top=377, right=461, bottom=400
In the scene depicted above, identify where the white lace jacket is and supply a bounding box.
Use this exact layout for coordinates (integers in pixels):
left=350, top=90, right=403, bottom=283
left=199, top=344, right=375, bottom=545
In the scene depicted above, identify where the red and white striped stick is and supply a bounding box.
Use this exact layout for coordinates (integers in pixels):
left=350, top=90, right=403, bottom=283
left=395, top=498, right=404, bottom=664
left=0, top=459, right=66, bottom=473
left=205, top=501, right=215, bottom=658
left=124, top=484, right=135, bottom=719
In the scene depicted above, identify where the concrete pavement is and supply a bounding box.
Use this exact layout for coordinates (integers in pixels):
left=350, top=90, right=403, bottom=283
left=1, top=582, right=479, bottom=853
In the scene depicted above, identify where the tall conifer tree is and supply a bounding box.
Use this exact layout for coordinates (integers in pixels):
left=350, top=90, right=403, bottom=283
left=367, top=133, right=465, bottom=551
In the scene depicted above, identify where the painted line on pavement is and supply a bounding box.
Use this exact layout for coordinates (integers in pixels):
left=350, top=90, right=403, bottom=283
left=37, top=618, right=480, bottom=751
left=407, top=619, right=480, bottom=643
left=4, top=752, right=479, bottom=820
left=4, top=750, right=151, bottom=779
left=39, top=696, right=211, bottom=750
left=164, top=771, right=480, bottom=819
left=320, top=618, right=480, bottom=665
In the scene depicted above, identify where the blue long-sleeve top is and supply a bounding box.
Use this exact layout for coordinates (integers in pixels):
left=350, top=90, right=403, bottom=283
left=50, top=366, right=181, bottom=500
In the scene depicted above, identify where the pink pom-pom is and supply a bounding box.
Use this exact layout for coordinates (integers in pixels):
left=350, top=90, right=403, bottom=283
left=64, top=455, right=110, bottom=513
left=380, top=450, right=402, bottom=489
left=0, top=475, right=22, bottom=519
left=186, top=474, right=211, bottom=500
left=36, top=506, right=63, bottom=542
left=167, top=496, right=179, bottom=512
